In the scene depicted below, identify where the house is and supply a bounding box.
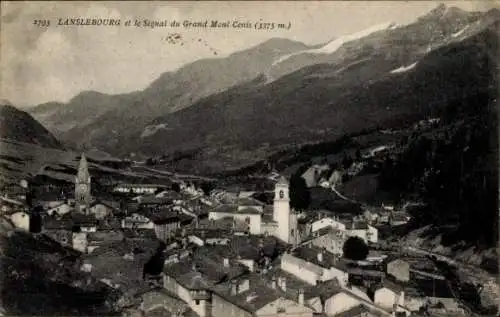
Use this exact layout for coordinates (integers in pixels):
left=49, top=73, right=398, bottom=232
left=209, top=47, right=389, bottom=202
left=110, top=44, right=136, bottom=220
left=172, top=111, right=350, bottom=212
left=0, top=195, right=25, bottom=214
left=302, top=226, right=347, bottom=256
left=304, top=279, right=367, bottom=316
left=89, top=201, right=118, bottom=219
left=389, top=213, right=410, bottom=227
left=152, top=211, right=192, bottom=242
left=72, top=232, right=88, bottom=253
left=86, top=231, right=124, bottom=253
left=372, top=279, right=405, bottom=311
left=163, top=257, right=247, bottom=317
left=386, top=259, right=410, bottom=283
left=46, top=202, right=71, bottom=217
left=35, top=192, right=68, bottom=210
left=301, top=165, right=330, bottom=188
left=345, top=221, right=378, bottom=244
left=113, top=183, right=168, bottom=194
left=187, top=229, right=232, bottom=247
left=211, top=274, right=315, bottom=317
left=73, top=214, right=98, bottom=232
left=209, top=204, right=261, bottom=235
left=281, top=246, right=349, bottom=286
left=8, top=211, right=30, bottom=231
left=347, top=162, right=366, bottom=177
left=311, top=216, right=346, bottom=233
left=328, top=170, right=343, bottom=187
left=122, top=213, right=154, bottom=229
left=366, top=250, right=388, bottom=263
left=135, top=287, right=188, bottom=316
left=363, top=209, right=379, bottom=224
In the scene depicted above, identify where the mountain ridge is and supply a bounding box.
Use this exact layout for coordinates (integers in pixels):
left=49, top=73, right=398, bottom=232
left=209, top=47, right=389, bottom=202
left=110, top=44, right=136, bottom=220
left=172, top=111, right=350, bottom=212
left=0, top=103, right=64, bottom=150
left=27, top=5, right=499, bottom=174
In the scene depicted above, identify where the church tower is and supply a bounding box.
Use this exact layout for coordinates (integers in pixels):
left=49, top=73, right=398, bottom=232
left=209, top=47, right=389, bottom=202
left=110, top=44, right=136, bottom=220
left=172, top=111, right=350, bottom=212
left=273, top=176, right=298, bottom=245
left=75, top=154, right=91, bottom=213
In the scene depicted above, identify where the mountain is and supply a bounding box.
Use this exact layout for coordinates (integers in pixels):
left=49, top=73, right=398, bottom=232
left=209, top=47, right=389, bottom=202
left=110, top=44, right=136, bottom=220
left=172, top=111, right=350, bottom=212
left=124, top=7, right=499, bottom=173
left=0, top=102, right=63, bottom=149
left=29, top=38, right=311, bottom=149
left=29, top=5, right=499, bottom=174
left=268, top=4, right=486, bottom=79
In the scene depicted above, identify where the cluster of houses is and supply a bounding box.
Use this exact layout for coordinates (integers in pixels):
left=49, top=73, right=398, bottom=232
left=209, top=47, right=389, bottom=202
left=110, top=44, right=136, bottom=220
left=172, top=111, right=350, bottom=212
left=0, top=153, right=462, bottom=317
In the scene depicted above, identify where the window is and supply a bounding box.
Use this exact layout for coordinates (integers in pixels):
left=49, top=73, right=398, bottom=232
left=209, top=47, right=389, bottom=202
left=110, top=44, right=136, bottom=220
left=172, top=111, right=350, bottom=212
left=245, top=217, right=250, bottom=224
left=290, top=229, right=295, bottom=237
left=277, top=307, right=286, bottom=313
left=195, top=300, right=200, bottom=305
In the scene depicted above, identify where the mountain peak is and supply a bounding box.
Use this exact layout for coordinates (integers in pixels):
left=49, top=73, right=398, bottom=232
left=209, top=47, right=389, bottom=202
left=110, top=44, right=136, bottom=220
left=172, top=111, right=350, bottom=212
left=421, top=3, right=469, bottom=21
left=0, top=99, right=14, bottom=107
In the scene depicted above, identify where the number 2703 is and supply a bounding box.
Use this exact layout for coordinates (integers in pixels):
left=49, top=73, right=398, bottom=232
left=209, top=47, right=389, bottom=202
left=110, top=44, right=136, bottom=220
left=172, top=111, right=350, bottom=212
left=33, top=19, right=50, bottom=27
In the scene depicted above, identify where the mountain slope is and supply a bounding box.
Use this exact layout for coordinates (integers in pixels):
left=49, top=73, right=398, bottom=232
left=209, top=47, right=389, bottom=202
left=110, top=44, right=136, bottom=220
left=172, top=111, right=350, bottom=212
left=28, top=5, right=499, bottom=175
left=268, top=4, right=486, bottom=80
left=29, top=38, right=311, bottom=148
left=0, top=102, right=63, bottom=149
left=126, top=15, right=498, bottom=174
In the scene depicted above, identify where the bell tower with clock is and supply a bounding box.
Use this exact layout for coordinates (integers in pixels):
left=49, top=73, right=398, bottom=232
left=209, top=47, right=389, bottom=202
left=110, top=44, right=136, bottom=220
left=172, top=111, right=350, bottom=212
left=273, top=176, right=298, bottom=245
left=75, top=153, right=91, bottom=214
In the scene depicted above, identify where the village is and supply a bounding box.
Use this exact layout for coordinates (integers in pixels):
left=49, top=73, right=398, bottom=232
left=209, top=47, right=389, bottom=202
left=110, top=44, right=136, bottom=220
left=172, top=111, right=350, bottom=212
left=0, top=153, right=490, bottom=317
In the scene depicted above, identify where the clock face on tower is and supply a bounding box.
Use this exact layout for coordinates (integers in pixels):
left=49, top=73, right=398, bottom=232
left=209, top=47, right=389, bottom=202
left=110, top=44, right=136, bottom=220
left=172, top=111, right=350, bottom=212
left=78, top=184, right=88, bottom=192
left=279, top=190, right=284, bottom=199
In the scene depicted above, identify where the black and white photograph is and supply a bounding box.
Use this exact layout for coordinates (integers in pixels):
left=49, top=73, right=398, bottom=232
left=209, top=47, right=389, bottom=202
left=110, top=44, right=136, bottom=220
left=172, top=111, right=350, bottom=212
left=0, top=1, right=498, bottom=316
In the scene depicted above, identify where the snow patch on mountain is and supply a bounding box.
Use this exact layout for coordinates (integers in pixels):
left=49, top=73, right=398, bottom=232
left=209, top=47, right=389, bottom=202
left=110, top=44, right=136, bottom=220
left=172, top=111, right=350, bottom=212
left=141, top=123, right=171, bottom=138
left=390, top=62, right=418, bottom=74
left=452, top=26, right=469, bottom=38
left=272, top=22, right=398, bottom=66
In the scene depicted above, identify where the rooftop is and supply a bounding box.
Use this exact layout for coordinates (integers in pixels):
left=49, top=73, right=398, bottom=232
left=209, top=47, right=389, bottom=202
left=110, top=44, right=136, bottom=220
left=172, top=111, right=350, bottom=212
left=164, top=248, right=249, bottom=287
left=304, top=278, right=343, bottom=301
left=292, top=245, right=348, bottom=271
left=237, top=197, right=265, bottom=207
left=211, top=204, right=262, bottom=215
left=212, top=274, right=295, bottom=313
left=336, top=304, right=376, bottom=317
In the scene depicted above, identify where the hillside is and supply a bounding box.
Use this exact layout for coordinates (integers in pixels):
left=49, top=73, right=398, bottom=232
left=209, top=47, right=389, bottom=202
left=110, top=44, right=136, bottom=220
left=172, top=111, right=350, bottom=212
left=132, top=15, right=499, bottom=174
left=27, top=6, right=500, bottom=175
left=0, top=103, right=63, bottom=150
left=0, top=229, right=119, bottom=315
left=29, top=38, right=311, bottom=149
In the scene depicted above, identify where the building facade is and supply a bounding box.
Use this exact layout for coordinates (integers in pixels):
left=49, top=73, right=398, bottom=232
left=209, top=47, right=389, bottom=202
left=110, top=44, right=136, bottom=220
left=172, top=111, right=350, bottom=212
left=75, top=154, right=92, bottom=214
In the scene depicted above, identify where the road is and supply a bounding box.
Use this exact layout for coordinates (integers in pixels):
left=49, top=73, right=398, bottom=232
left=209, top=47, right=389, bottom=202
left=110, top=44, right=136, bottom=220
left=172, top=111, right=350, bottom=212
left=132, top=165, right=216, bottom=182
left=331, top=185, right=358, bottom=203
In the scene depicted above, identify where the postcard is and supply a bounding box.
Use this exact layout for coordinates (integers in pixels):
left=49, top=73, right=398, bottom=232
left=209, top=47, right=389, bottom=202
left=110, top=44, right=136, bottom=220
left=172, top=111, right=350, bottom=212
left=0, top=1, right=498, bottom=316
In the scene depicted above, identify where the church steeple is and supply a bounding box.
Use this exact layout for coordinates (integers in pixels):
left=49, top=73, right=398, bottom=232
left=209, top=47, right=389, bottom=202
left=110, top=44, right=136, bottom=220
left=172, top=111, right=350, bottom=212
left=273, top=176, right=297, bottom=245
left=75, top=153, right=91, bottom=213
left=77, top=154, right=90, bottom=183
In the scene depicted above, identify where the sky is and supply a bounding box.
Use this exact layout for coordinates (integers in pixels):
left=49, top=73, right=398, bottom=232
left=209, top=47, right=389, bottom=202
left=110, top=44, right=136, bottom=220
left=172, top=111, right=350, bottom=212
left=0, top=1, right=494, bottom=108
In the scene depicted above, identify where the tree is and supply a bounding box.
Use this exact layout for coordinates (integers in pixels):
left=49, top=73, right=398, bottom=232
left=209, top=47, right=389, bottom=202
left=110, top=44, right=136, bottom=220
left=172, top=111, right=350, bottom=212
left=200, top=182, right=215, bottom=196
left=342, top=236, right=369, bottom=261
left=289, top=173, right=311, bottom=211
left=171, top=183, right=181, bottom=192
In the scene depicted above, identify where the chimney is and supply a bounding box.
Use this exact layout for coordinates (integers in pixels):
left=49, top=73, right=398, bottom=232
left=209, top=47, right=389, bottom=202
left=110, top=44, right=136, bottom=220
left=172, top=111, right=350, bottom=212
left=238, top=279, right=250, bottom=293
left=231, top=280, right=238, bottom=295
left=271, top=277, right=277, bottom=289
left=317, top=251, right=323, bottom=263
left=223, top=258, right=230, bottom=268
left=280, top=277, right=287, bottom=292
left=298, top=288, right=304, bottom=306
